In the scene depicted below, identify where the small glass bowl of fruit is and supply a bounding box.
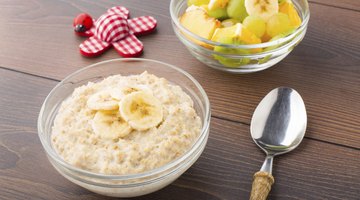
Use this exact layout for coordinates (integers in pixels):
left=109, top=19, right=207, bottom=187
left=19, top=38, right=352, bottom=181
left=170, top=0, right=310, bottom=73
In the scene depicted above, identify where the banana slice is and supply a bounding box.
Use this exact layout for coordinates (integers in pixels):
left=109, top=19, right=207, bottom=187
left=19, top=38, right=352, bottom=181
left=119, top=91, right=163, bottom=131
left=110, top=85, right=152, bottom=101
left=92, top=110, right=132, bottom=139
left=87, top=90, right=119, bottom=111
left=245, top=0, right=278, bottom=21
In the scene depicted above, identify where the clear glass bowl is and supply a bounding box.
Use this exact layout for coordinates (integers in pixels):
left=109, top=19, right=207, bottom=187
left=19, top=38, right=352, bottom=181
left=37, top=58, right=211, bottom=197
left=170, top=0, right=310, bottom=73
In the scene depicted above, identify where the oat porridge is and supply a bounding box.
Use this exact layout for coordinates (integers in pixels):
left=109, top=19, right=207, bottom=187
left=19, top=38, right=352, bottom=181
left=51, top=71, right=202, bottom=175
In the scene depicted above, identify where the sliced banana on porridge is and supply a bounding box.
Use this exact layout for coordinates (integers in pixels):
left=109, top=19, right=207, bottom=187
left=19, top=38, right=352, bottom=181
left=92, top=110, right=132, bottom=139
left=51, top=73, right=202, bottom=175
left=120, top=91, right=163, bottom=131
left=87, top=90, right=119, bottom=110
left=110, top=85, right=152, bottom=101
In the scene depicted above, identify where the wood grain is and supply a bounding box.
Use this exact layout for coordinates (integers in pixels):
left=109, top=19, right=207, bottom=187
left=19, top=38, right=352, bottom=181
left=0, top=68, right=359, bottom=200
left=0, top=0, right=359, bottom=148
left=310, top=0, right=360, bottom=11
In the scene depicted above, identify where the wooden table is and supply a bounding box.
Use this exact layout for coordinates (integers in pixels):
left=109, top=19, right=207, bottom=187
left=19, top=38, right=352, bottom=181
left=0, top=0, right=359, bottom=199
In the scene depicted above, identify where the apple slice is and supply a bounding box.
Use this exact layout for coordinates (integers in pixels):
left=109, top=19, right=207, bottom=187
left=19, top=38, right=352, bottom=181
left=221, top=18, right=241, bottom=27
left=207, top=0, right=229, bottom=19
left=180, top=6, right=221, bottom=40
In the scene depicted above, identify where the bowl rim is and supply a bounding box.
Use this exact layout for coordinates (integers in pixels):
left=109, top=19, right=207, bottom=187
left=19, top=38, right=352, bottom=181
left=38, top=58, right=211, bottom=182
left=170, top=0, right=310, bottom=49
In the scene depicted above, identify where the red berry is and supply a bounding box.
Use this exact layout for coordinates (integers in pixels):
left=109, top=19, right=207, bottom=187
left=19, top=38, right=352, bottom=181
left=73, top=13, right=93, bottom=32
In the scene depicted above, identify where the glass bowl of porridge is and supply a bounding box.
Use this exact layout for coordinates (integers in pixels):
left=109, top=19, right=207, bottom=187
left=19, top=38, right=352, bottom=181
left=37, top=58, right=210, bottom=197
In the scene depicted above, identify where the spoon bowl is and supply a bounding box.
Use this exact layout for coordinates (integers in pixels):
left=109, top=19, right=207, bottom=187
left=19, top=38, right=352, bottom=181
left=249, top=87, right=307, bottom=200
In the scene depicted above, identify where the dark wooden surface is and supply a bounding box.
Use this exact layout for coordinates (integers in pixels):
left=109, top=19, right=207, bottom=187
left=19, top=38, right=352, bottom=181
left=0, top=0, right=359, bottom=199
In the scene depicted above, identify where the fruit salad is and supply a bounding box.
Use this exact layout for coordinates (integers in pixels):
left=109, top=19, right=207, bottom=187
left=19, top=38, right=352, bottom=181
left=179, top=0, right=302, bottom=67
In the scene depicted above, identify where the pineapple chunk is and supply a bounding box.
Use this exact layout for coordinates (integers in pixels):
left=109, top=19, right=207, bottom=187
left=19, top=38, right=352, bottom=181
left=279, top=1, right=302, bottom=28
left=211, top=23, right=261, bottom=52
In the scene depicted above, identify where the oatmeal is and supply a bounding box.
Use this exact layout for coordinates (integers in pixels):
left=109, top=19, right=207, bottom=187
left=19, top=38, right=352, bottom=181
left=51, top=71, right=202, bottom=175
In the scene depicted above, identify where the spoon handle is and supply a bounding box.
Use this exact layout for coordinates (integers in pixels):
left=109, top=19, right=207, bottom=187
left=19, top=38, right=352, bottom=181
left=249, top=171, right=274, bottom=200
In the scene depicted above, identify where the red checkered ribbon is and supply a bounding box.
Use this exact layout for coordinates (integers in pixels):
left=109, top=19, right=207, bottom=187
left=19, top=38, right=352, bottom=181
left=77, top=6, right=156, bottom=57
left=107, top=6, right=129, bottom=18
left=79, top=37, right=111, bottom=57
left=113, top=35, right=143, bottom=57
left=95, top=14, right=129, bottom=43
left=128, top=16, right=157, bottom=36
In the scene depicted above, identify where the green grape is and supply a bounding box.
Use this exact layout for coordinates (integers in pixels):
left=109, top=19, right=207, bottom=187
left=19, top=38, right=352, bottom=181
left=243, top=16, right=266, bottom=38
left=208, top=0, right=229, bottom=9
left=264, top=29, right=295, bottom=51
left=208, top=7, right=229, bottom=19
left=227, top=0, right=248, bottom=22
left=266, top=13, right=293, bottom=37
left=258, top=55, right=272, bottom=64
left=213, top=37, right=250, bottom=68
left=187, top=0, right=210, bottom=6
left=214, top=54, right=250, bottom=67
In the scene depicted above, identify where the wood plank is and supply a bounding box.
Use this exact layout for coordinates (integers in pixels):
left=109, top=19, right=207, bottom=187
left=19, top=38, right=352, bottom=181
left=309, top=0, right=360, bottom=11
left=0, top=68, right=359, bottom=199
left=0, top=1, right=359, bottom=147
left=0, top=1, right=358, bottom=77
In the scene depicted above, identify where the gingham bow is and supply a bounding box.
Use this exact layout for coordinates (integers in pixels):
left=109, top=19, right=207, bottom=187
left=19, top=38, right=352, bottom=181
left=77, top=6, right=157, bottom=57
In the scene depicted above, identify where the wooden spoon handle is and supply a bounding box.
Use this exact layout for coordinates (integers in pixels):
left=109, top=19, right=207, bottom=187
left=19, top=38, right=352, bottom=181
left=249, top=171, right=274, bottom=200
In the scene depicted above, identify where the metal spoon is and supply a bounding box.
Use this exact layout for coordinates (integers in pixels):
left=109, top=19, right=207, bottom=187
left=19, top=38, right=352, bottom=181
left=249, top=87, right=307, bottom=200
